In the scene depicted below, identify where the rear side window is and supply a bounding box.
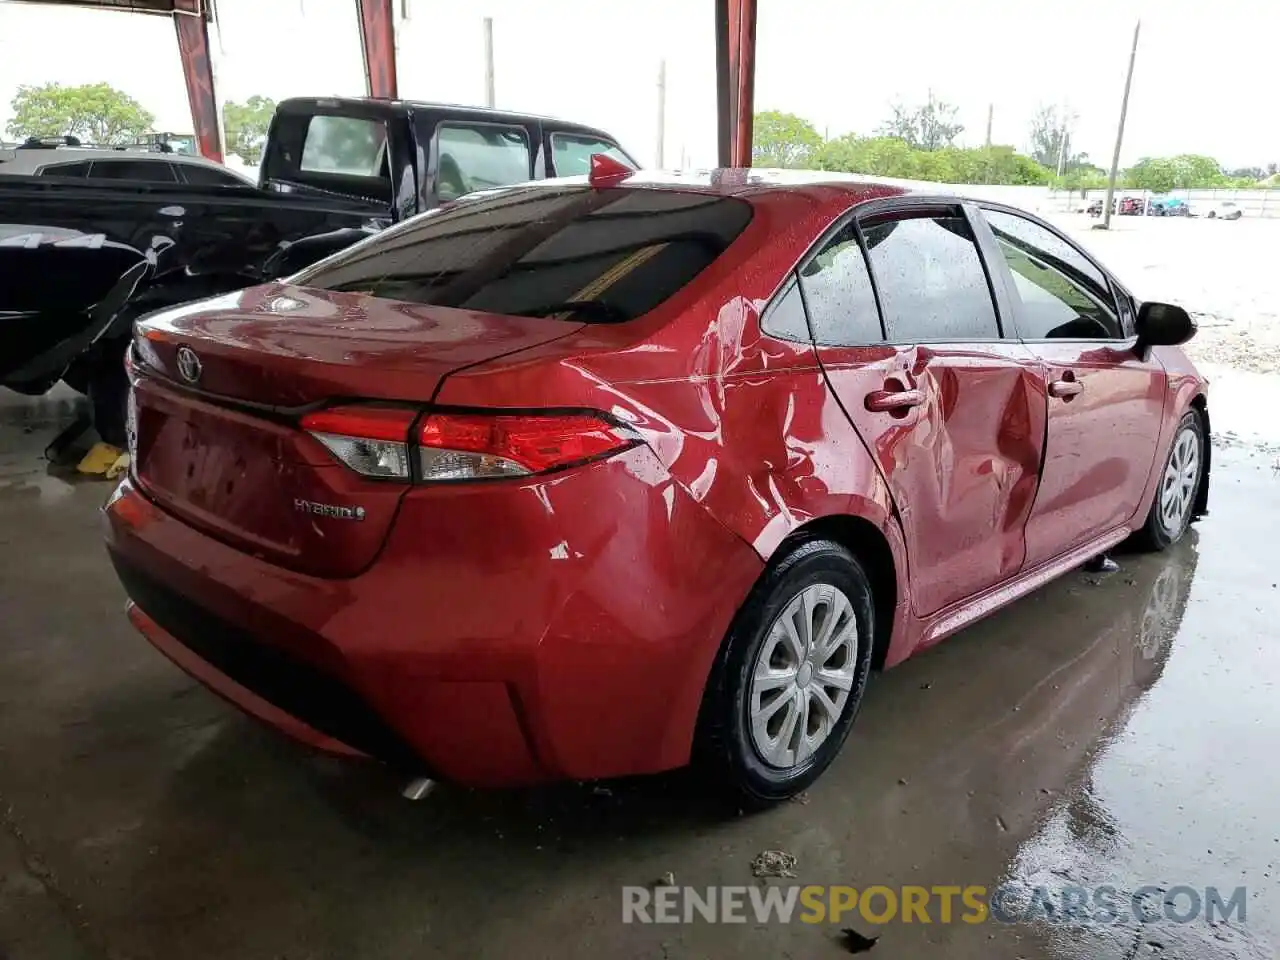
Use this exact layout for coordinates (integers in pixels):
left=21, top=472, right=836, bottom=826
left=435, top=123, right=531, bottom=202
left=797, top=223, right=882, bottom=345
left=88, top=159, right=178, bottom=183
left=862, top=214, right=1000, bottom=342
left=761, top=276, right=810, bottom=342
left=551, top=133, right=633, bottom=177
left=293, top=185, right=752, bottom=324
left=983, top=209, right=1121, bottom=340
left=300, top=115, right=387, bottom=176
left=36, top=160, right=93, bottom=178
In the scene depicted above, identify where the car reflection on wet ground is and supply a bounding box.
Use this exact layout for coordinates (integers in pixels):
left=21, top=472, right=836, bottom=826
left=0, top=378, right=1278, bottom=960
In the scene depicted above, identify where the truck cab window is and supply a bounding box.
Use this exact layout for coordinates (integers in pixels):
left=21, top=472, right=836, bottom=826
left=550, top=133, right=633, bottom=177
left=435, top=123, right=532, bottom=202
left=300, top=115, right=388, bottom=177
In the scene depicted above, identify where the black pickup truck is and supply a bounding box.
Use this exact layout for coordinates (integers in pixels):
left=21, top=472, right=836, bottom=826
left=1, top=96, right=636, bottom=444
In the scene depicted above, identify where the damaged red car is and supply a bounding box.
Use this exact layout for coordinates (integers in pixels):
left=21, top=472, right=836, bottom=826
left=104, top=165, right=1210, bottom=803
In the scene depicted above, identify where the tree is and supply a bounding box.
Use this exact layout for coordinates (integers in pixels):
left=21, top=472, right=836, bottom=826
left=752, top=110, right=823, bottom=168
left=1028, top=103, right=1092, bottom=173
left=1125, top=157, right=1178, bottom=193
left=223, top=95, right=276, bottom=165
left=6, top=82, right=154, bottom=144
left=878, top=92, right=963, bottom=151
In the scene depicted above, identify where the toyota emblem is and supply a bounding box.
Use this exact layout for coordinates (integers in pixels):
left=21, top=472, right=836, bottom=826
left=175, top=345, right=202, bottom=384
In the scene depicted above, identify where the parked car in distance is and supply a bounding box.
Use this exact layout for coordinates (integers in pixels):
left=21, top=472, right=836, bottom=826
left=1, top=98, right=637, bottom=448
left=1149, top=196, right=1191, bottom=217
left=0, top=137, right=255, bottom=186
left=1204, top=200, right=1243, bottom=220
left=104, top=167, right=1210, bottom=804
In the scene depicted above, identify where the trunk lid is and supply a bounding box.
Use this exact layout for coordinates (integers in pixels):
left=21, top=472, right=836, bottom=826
left=135, top=283, right=581, bottom=407
left=131, top=283, right=582, bottom=577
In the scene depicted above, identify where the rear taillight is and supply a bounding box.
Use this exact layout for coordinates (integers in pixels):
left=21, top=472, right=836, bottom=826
left=300, top=407, right=637, bottom=483
left=301, top=406, right=418, bottom=479
left=418, top=412, right=636, bottom=481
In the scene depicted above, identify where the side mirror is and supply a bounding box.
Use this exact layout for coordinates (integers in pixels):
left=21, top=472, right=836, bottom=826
left=1135, top=301, right=1196, bottom=350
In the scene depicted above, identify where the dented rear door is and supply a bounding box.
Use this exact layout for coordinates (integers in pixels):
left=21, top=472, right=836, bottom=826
left=803, top=203, right=1048, bottom=618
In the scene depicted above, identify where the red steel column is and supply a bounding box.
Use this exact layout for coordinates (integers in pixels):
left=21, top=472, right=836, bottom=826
left=356, top=0, right=398, bottom=99
left=714, top=0, right=758, bottom=168
left=172, top=0, right=222, bottom=162
left=730, top=0, right=757, bottom=167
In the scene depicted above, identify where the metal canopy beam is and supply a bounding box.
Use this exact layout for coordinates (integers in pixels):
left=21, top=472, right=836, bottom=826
left=172, top=0, right=221, bottom=162
left=714, top=0, right=758, bottom=168
left=356, top=0, right=398, bottom=99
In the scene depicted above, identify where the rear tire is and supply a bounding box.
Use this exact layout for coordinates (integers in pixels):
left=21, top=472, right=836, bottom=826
left=695, top=539, right=875, bottom=805
left=1131, top=410, right=1205, bottom=552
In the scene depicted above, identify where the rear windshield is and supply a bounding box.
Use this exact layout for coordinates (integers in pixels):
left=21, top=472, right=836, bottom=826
left=291, top=185, right=753, bottom=324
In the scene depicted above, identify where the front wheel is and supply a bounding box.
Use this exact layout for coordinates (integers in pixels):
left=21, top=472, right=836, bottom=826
left=1131, top=410, right=1205, bottom=551
left=695, top=540, right=875, bottom=804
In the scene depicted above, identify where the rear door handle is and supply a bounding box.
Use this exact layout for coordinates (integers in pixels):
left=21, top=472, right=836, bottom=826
left=865, top=389, right=925, bottom=412
left=1048, top=379, right=1084, bottom=398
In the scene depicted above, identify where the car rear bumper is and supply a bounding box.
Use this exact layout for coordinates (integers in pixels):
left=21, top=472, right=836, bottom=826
left=103, top=449, right=763, bottom=786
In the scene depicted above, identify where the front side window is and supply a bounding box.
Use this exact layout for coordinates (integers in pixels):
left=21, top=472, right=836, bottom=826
left=550, top=133, right=633, bottom=177
left=300, top=115, right=387, bottom=177
left=293, top=185, right=753, bottom=324
left=862, top=214, right=1000, bottom=342
left=983, top=209, right=1121, bottom=340
left=435, top=123, right=532, bottom=202
left=797, top=223, right=882, bottom=345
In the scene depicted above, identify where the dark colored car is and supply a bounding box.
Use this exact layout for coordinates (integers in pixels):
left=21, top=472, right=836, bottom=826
left=0, top=97, right=636, bottom=446
left=104, top=168, right=1210, bottom=803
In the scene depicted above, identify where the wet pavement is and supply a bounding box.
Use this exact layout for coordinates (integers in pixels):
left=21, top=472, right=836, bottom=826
left=1, top=380, right=1279, bottom=960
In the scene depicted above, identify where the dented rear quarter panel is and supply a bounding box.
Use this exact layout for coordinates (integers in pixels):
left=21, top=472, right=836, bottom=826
left=435, top=184, right=916, bottom=660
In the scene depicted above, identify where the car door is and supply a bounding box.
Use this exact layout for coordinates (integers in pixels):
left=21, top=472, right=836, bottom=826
left=974, top=206, right=1165, bottom=566
left=804, top=200, right=1048, bottom=617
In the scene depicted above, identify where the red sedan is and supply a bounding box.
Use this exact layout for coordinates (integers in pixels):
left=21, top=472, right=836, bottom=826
left=104, top=166, right=1209, bottom=803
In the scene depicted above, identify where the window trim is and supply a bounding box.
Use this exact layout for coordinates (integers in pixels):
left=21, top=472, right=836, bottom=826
left=973, top=202, right=1135, bottom=343
left=431, top=119, right=535, bottom=202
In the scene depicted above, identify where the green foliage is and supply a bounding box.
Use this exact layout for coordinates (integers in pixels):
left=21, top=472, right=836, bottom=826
left=6, top=82, right=154, bottom=144
left=1125, top=154, right=1230, bottom=191
left=878, top=93, right=963, bottom=151
left=814, top=135, right=1052, bottom=186
left=222, top=96, right=276, bottom=165
left=752, top=110, right=823, bottom=167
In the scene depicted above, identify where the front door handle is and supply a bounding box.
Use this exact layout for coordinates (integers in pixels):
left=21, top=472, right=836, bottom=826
left=865, top=389, right=925, bottom=413
left=1048, top=379, right=1084, bottom=398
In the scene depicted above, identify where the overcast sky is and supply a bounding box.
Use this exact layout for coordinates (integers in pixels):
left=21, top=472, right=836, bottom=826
left=1, top=0, right=1276, bottom=170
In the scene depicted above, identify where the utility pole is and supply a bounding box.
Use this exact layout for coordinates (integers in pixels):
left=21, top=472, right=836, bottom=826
left=984, top=103, right=993, bottom=148
left=1103, top=21, right=1141, bottom=230
left=483, top=17, right=495, bottom=108
left=656, top=59, right=667, bottom=167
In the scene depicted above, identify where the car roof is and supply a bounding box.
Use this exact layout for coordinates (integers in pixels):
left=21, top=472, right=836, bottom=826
left=528, top=167, right=923, bottom=207
left=275, top=96, right=627, bottom=139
